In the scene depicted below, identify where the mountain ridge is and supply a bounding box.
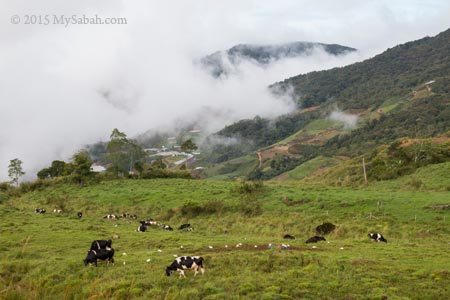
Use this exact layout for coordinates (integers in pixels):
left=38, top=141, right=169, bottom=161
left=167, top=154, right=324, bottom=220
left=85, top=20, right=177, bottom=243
left=199, top=41, right=356, bottom=77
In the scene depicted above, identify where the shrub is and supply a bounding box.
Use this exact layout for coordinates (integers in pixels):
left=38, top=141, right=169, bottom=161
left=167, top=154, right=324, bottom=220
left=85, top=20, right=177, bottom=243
left=408, top=178, right=423, bottom=189
left=18, top=179, right=51, bottom=193
left=235, top=181, right=264, bottom=194
left=316, top=222, right=336, bottom=235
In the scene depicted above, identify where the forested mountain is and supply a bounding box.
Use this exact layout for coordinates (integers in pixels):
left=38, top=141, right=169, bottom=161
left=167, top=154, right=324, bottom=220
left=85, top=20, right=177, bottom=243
left=200, top=41, right=356, bottom=77
left=200, top=28, right=450, bottom=181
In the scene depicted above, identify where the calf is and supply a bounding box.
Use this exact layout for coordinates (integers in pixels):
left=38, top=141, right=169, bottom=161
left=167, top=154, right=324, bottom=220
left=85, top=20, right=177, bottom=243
left=368, top=233, right=387, bottom=243
left=283, top=234, right=295, bottom=240
left=90, top=239, right=112, bottom=251
left=77, top=211, right=83, bottom=219
left=83, top=248, right=115, bottom=266
left=166, top=256, right=205, bottom=278
left=306, top=236, right=326, bottom=243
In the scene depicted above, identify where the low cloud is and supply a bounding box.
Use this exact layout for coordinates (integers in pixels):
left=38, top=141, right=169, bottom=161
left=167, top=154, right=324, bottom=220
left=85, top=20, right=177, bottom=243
left=0, top=0, right=448, bottom=181
left=329, top=110, right=359, bottom=128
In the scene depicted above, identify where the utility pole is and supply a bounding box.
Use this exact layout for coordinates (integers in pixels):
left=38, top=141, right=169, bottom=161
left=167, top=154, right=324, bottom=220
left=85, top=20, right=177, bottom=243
left=362, top=157, right=368, bottom=184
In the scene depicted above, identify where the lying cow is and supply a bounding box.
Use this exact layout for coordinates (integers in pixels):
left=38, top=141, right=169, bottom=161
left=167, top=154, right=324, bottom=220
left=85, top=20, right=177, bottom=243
left=103, top=214, right=117, bottom=220
left=90, top=239, right=112, bottom=251
left=306, top=236, right=326, bottom=243
left=160, top=224, right=173, bottom=231
left=166, top=256, right=205, bottom=278
left=283, top=234, right=295, bottom=240
left=83, top=248, right=115, bottom=266
left=140, top=219, right=157, bottom=226
left=77, top=211, right=83, bottom=219
left=368, top=233, right=387, bottom=243
left=144, top=219, right=157, bottom=226
left=53, top=209, right=62, bottom=213
left=179, top=223, right=191, bottom=230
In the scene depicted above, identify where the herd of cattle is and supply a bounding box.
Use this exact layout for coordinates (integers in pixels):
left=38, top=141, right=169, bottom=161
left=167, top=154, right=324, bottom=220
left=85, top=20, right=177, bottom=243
left=34, top=207, right=388, bottom=278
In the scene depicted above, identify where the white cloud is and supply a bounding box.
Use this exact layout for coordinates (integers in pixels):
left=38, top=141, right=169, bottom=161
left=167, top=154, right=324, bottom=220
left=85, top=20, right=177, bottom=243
left=329, top=110, right=359, bottom=128
left=0, top=0, right=448, bottom=181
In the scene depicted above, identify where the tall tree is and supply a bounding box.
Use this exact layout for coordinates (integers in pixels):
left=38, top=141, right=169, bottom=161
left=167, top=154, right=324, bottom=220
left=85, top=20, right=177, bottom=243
left=180, top=139, right=198, bottom=169
left=8, top=158, right=25, bottom=186
left=106, top=128, right=147, bottom=176
left=71, top=150, right=93, bottom=185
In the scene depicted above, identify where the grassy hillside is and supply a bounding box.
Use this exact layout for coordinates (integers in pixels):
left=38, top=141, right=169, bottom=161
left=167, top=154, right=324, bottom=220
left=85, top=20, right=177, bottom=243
left=305, top=137, right=450, bottom=187
left=199, top=29, right=450, bottom=181
left=1, top=178, right=449, bottom=299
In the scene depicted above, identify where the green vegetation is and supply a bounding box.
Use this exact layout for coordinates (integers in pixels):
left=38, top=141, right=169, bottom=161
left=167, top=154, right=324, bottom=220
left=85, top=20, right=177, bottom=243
left=275, top=156, right=341, bottom=181
left=7, top=158, right=25, bottom=186
left=2, top=28, right=450, bottom=300
left=199, top=29, right=450, bottom=180
left=1, top=178, right=449, bottom=299
left=308, top=138, right=450, bottom=186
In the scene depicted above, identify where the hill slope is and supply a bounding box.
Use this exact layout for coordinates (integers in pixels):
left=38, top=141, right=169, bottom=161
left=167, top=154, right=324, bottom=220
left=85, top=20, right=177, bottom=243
left=200, top=28, right=450, bottom=181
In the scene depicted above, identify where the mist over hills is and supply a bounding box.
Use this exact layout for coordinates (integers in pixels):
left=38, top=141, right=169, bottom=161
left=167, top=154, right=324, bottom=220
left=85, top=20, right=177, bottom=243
left=199, top=28, right=450, bottom=181
left=199, top=41, right=356, bottom=77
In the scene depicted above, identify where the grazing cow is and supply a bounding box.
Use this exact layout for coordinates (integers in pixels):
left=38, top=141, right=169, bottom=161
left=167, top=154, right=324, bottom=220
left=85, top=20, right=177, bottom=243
left=166, top=256, right=205, bottom=278
left=83, top=248, right=115, bottom=266
left=368, top=233, right=387, bottom=243
left=137, top=222, right=147, bottom=232
left=306, top=236, right=326, bottom=243
left=35, top=208, right=46, bottom=214
left=179, top=223, right=191, bottom=230
left=90, top=239, right=112, bottom=251
left=283, top=234, right=295, bottom=240
left=77, top=211, right=83, bottom=219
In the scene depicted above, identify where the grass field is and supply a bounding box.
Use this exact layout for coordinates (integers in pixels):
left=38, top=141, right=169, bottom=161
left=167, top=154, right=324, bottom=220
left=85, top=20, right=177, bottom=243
left=1, top=178, right=449, bottom=299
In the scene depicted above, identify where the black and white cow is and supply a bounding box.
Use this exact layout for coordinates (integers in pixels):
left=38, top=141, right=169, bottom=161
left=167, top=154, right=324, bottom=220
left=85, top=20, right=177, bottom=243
left=368, top=233, right=387, bottom=243
left=90, top=239, right=113, bottom=251
left=142, top=219, right=157, bottom=226
left=77, top=211, right=83, bottom=219
left=160, top=224, right=173, bottom=231
left=166, top=256, right=205, bottom=278
left=35, top=208, right=46, bottom=214
left=283, top=234, right=296, bottom=240
left=83, top=248, right=115, bottom=266
left=179, top=223, right=192, bottom=230
left=305, top=236, right=326, bottom=243
left=137, top=222, right=147, bottom=232
left=103, top=214, right=117, bottom=220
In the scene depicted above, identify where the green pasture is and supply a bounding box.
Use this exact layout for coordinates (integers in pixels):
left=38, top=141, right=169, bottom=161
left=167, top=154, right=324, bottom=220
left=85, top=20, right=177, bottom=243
left=0, top=178, right=449, bottom=299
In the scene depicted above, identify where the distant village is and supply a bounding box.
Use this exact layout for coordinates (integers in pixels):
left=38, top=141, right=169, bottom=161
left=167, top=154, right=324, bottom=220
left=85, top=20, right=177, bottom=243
left=90, top=129, right=204, bottom=173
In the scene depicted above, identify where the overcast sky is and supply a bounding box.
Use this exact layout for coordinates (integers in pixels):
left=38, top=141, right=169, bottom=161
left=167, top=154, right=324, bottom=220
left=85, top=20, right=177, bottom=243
left=0, top=0, right=449, bottom=181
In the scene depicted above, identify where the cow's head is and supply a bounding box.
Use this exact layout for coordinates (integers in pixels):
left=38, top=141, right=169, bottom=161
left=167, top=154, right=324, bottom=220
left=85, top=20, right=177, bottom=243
left=165, top=267, right=172, bottom=276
